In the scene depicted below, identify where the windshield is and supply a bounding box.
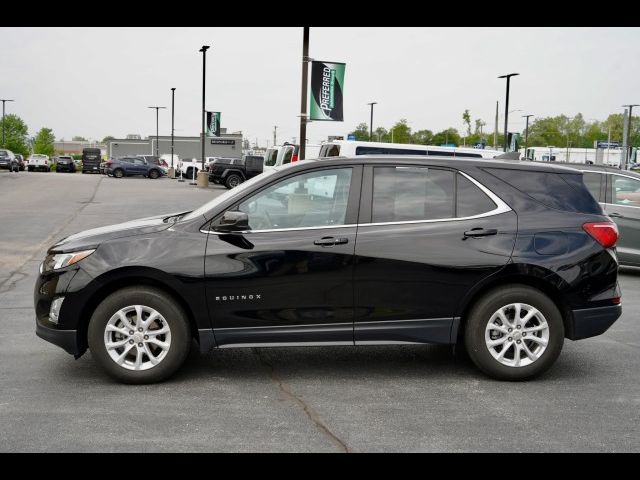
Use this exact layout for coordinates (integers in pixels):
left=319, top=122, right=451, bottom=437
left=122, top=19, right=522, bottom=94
left=181, top=169, right=278, bottom=222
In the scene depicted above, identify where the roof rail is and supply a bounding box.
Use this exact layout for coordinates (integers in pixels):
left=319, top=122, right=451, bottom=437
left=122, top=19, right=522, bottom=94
left=493, top=152, right=521, bottom=160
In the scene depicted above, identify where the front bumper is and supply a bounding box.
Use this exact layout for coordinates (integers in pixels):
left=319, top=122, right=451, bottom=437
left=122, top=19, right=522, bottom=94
left=567, top=304, right=622, bottom=340
left=36, top=318, right=79, bottom=355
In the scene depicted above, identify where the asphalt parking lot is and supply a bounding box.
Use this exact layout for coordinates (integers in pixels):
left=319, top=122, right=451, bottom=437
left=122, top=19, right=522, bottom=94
left=1, top=169, right=639, bottom=452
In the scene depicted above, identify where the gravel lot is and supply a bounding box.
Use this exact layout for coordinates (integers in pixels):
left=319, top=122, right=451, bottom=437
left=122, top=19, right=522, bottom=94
left=1, top=169, right=639, bottom=452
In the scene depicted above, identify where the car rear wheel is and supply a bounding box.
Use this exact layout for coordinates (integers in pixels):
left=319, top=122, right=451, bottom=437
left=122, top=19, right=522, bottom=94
left=87, top=286, right=191, bottom=384
left=113, top=168, right=124, bottom=178
left=464, top=285, right=564, bottom=381
left=148, top=169, right=160, bottom=179
left=225, top=173, right=242, bottom=189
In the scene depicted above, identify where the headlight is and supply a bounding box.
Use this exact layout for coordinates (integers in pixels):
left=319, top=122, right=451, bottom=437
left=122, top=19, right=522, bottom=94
left=42, top=249, right=96, bottom=272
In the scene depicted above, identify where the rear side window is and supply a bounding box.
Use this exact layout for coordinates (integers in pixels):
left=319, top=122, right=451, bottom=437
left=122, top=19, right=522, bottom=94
left=281, top=148, right=293, bottom=164
left=264, top=149, right=278, bottom=166
left=456, top=174, right=496, bottom=217
left=484, top=168, right=602, bottom=214
left=372, top=167, right=454, bottom=222
left=356, top=146, right=428, bottom=156
left=320, top=144, right=340, bottom=157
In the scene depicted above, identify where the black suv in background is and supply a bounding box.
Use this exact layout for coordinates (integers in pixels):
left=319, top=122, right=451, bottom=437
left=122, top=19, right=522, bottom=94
left=104, top=157, right=165, bottom=179
left=209, top=155, right=264, bottom=188
left=35, top=156, right=621, bottom=384
left=54, top=155, right=76, bottom=173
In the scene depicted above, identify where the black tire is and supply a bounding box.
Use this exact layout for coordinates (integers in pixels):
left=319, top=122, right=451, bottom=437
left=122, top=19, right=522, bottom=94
left=463, top=285, right=564, bottom=381
left=148, top=169, right=159, bottom=179
left=225, top=173, right=243, bottom=189
left=87, top=286, right=191, bottom=384
left=28, top=166, right=33, bottom=172
left=113, top=168, right=124, bottom=178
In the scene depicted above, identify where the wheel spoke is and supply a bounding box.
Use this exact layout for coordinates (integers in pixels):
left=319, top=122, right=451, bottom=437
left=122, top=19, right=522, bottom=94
left=106, top=324, right=129, bottom=336
left=497, top=309, right=511, bottom=327
left=134, top=305, right=143, bottom=328
left=496, top=342, right=512, bottom=360
left=521, top=341, right=537, bottom=360
left=143, top=344, right=160, bottom=365
left=133, top=346, right=143, bottom=370
left=115, top=344, right=135, bottom=365
left=147, top=326, right=170, bottom=337
left=147, top=338, right=170, bottom=350
left=142, top=311, right=160, bottom=330
left=523, top=323, right=547, bottom=333
left=487, top=337, right=507, bottom=348
left=106, top=338, right=130, bottom=350
left=513, top=303, right=522, bottom=323
left=487, top=322, right=509, bottom=335
left=520, top=308, right=539, bottom=325
left=525, top=335, right=548, bottom=346
left=116, top=311, right=131, bottom=329
left=513, top=344, right=522, bottom=367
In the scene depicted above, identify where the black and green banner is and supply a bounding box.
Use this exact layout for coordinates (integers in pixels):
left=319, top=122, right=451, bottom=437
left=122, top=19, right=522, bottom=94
left=310, top=61, right=345, bottom=121
left=206, top=111, right=221, bottom=137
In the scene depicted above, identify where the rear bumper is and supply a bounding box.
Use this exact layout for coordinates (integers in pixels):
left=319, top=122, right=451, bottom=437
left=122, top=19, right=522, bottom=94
left=567, top=304, right=622, bottom=340
left=36, top=319, right=79, bottom=356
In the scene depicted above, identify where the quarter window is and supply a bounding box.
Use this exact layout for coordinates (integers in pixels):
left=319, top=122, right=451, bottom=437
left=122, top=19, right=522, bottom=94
left=238, top=168, right=353, bottom=230
left=372, top=167, right=454, bottom=222
left=456, top=174, right=496, bottom=217
left=582, top=172, right=603, bottom=202
left=612, top=175, right=640, bottom=207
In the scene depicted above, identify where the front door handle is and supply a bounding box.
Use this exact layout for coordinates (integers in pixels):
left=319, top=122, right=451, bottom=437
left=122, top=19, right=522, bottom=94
left=463, top=228, right=498, bottom=238
left=314, top=236, right=349, bottom=246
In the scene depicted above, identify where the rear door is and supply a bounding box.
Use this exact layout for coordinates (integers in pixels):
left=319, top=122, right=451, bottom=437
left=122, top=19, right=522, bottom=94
left=604, top=172, right=640, bottom=266
left=353, top=164, right=517, bottom=345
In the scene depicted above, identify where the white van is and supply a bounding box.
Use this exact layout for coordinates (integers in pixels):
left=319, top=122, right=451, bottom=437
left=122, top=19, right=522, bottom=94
left=263, top=143, right=323, bottom=173
left=317, top=140, right=504, bottom=159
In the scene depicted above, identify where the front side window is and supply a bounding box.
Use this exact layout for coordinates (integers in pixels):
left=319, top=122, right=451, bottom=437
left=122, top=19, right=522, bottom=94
left=238, top=168, right=353, bottom=230
left=372, top=166, right=454, bottom=222
left=612, top=175, right=640, bottom=207
left=281, top=147, right=294, bottom=164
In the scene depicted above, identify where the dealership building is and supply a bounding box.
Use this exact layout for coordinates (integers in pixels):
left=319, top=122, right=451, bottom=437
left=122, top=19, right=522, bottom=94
left=107, top=129, right=243, bottom=160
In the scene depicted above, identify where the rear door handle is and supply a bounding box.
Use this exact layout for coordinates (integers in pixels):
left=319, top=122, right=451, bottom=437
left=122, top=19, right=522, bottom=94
left=314, top=236, right=349, bottom=246
left=608, top=213, right=624, bottom=219
left=463, top=228, right=498, bottom=238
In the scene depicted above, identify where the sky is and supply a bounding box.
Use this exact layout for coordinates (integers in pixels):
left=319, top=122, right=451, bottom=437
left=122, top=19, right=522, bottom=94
left=1, top=27, right=639, bottom=148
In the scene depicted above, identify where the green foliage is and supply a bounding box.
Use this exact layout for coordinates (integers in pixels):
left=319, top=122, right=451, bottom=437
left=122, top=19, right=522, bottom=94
left=411, top=129, right=434, bottom=145
left=33, top=128, right=56, bottom=157
left=102, top=136, right=115, bottom=143
left=348, top=122, right=370, bottom=141
left=432, top=128, right=461, bottom=146
left=390, top=119, right=412, bottom=143
left=72, top=135, right=87, bottom=141
left=0, top=114, right=30, bottom=156
left=462, top=110, right=472, bottom=136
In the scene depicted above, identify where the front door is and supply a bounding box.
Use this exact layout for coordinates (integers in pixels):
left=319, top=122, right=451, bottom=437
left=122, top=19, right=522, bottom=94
left=205, top=166, right=362, bottom=346
left=353, top=164, right=517, bottom=345
left=604, top=172, right=640, bottom=266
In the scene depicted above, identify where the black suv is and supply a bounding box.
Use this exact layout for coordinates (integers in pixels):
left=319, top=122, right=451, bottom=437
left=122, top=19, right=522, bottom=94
left=35, top=156, right=621, bottom=384
left=209, top=155, right=264, bottom=189
left=54, top=156, right=76, bottom=173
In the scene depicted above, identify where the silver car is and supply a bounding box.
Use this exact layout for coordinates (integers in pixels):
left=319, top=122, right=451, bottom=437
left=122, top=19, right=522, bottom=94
left=557, top=163, right=640, bottom=266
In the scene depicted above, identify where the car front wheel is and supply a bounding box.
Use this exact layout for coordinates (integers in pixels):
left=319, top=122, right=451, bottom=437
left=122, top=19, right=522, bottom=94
left=464, top=285, right=564, bottom=381
left=87, top=286, right=191, bottom=384
left=113, top=168, right=124, bottom=178
left=148, top=169, right=159, bottom=179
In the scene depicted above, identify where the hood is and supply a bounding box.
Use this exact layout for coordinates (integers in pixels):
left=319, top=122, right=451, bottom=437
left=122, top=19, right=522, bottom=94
left=49, top=211, right=188, bottom=252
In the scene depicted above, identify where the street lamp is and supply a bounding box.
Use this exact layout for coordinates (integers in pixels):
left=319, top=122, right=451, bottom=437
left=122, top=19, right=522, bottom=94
left=498, top=73, right=519, bottom=151
left=622, top=104, right=639, bottom=170
left=198, top=45, right=210, bottom=187
left=147, top=106, right=166, bottom=158
left=522, top=114, right=534, bottom=152
left=367, top=102, right=377, bottom=141
left=1, top=99, right=15, bottom=148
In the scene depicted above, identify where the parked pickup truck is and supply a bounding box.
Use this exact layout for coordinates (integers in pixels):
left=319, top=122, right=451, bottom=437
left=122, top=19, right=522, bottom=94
left=208, top=155, right=263, bottom=189
left=27, top=154, right=51, bottom=172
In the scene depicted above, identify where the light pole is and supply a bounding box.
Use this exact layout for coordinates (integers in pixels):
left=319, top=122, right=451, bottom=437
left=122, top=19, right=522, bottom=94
left=170, top=88, right=176, bottom=178
left=197, top=45, right=210, bottom=187
left=1, top=99, right=15, bottom=148
left=299, top=27, right=310, bottom=161
left=522, top=114, right=534, bottom=152
left=498, top=73, right=519, bottom=151
left=622, top=104, right=639, bottom=170
left=367, top=102, right=377, bottom=141
left=273, top=125, right=278, bottom=146
left=147, top=106, right=166, bottom=158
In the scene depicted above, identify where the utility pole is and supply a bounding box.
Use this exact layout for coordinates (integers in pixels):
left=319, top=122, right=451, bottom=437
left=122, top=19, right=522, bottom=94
left=170, top=87, right=176, bottom=178
left=622, top=104, right=639, bottom=170
left=498, top=73, right=519, bottom=152
left=1, top=99, right=15, bottom=147
left=367, top=102, right=377, bottom=141
left=147, top=106, right=166, bottom=158
left=299, top=27, right=310, bottom=160
left=198, top=45, right=210, bottom=187
left=494, top=101, right=498, bottom=149
left=273, top=126, right=278, bottom=146
left=522, top=114, right=534, bottom=152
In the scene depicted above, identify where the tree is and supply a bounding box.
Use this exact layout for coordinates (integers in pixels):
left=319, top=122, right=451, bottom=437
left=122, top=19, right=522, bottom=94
left=462, top=110, right=472, bottom=136
left=0, top=114, right=30, bottom=156
left=72, top=135, right=87, bottom=141
left=33, top=128, right=56, bottom=157
left=374, top=127, right=389, bottom=143
left=389, top=119, right=412, bottom=143
left=348, top=122, right=370, bottom=141
left=102, top=135, right=115, bottom=143
left=432, top=128, right=461, bottom=146
left=411, top=129, right=433, bottom=145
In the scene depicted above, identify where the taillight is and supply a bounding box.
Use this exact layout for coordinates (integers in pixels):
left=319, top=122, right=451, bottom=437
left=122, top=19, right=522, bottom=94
left=583, top=222, right=618, bottom=248
left=291, top=154, right=299, bottom=162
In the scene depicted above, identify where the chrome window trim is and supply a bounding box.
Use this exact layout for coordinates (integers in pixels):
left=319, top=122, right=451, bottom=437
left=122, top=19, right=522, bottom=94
left=201, top=170, right=512, bottom=234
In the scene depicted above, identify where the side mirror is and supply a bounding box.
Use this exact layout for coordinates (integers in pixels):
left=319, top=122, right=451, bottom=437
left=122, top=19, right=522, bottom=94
left=215, top=211, right=250, bottom=232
